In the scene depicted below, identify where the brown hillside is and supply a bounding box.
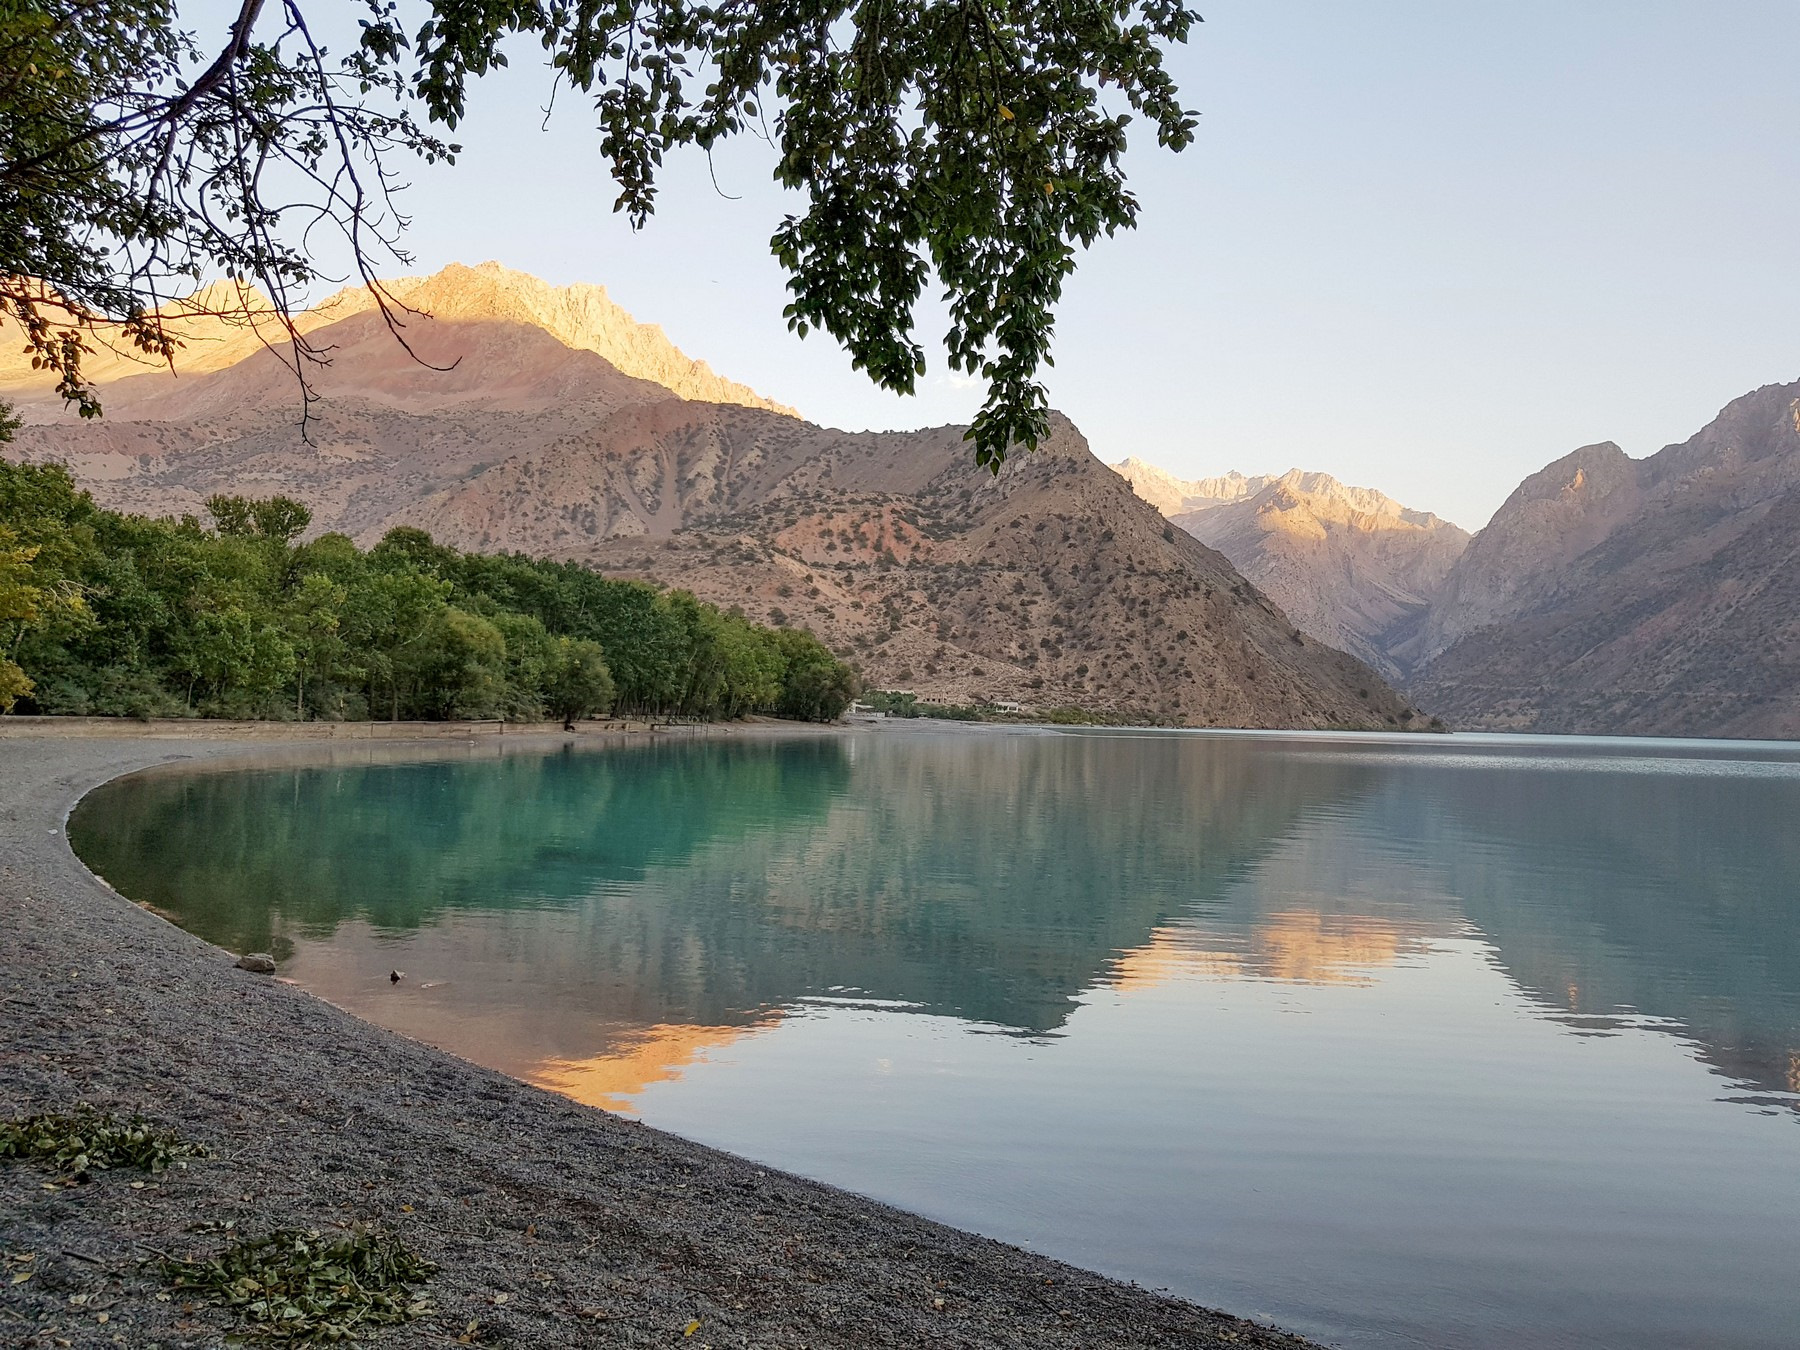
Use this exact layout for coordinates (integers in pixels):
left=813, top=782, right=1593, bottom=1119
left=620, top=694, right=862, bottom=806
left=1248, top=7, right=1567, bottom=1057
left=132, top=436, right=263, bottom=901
left=4, top=267, right=1419, bottom=729
left=396, top=404, right=1419, bottom=727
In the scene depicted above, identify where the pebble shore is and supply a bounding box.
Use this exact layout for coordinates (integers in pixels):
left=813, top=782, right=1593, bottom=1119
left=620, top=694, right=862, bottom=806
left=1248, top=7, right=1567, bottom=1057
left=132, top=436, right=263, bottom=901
left=0, top=726, right=1324, bottom=1349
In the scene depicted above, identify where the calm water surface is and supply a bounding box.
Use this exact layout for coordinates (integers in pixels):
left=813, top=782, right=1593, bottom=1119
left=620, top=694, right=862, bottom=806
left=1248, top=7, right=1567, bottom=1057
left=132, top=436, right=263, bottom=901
left=71, top=728, right=1800, bottom=1350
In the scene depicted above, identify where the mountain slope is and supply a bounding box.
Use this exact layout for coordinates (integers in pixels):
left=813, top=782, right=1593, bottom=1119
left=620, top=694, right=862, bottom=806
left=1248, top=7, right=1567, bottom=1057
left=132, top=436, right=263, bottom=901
left=1396, top=442, right=1643, bottom=670
left=4, top=264, right=1419, bottom=729
left=0, top=262, right=791, bottom=420
left=398, top=405, right=1421, bottom=727
left=1116, top=462, right=1468, bottom=680
left=1411, top=380, right=1800, bottom=736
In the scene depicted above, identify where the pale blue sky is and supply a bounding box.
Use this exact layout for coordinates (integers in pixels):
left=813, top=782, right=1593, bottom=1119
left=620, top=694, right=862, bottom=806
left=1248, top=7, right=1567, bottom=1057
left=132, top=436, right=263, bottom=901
left=290, top=1, right=1799, bottom=528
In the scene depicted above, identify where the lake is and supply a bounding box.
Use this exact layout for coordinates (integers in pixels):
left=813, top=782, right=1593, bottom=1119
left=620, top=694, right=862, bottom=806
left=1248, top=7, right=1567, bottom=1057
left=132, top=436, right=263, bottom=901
left=69, top=726, right=1800, bottom=1349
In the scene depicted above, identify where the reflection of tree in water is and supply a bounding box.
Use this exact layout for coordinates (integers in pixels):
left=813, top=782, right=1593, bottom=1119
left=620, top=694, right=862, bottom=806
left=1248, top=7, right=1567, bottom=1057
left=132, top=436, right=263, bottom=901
left=72, top=733, right=1376, bottom=1041
left=1371, top=761, right=1800, bottom=1114
left=72, top=738, right=853, bottom=952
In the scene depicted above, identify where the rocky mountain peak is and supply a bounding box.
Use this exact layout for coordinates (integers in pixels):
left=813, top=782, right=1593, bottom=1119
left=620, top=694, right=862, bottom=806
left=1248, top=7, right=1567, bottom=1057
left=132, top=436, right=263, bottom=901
left=1110, top=459, right=1269, bottom=517
left=310, top=262, right=796, bottom=416
left=1113, top=456, right=1468, bottom=681
left=0, top=262, right=794, bottom=421
left=1506, top=441, right=1636, bottom=509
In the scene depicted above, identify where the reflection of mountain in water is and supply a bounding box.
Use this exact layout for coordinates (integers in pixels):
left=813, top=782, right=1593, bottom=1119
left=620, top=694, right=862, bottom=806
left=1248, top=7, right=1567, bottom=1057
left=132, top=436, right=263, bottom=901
left=1390, top=760, right=1800, bottom=1110
left=72, top=737, right=854, bottom=942
left=1072, top=740, right=1800, bottom=1117
left=73, top=732, right=1378, bottom=1052
left=1111, top=911, right=1430, bottom=989
left=72, top=733, right=1800, bottom=1118
left=1106, top=812, right=1461, bottom=991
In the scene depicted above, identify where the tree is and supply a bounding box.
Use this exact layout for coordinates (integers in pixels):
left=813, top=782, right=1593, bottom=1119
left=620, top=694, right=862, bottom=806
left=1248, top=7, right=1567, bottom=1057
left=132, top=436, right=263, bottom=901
left=206, top=494, right=311, bottom=544
left=0, top=527, right=46, bottom=712
left=0, top=441, right=93, bottom=713
left=0, top=413, right=32, bottom=709
left=282, top=570, right=347, bottom=717
left=340, top=566, right=452, bottom=718
left=180, top=603, right=295, bottom=711
left=772, top=628, right=859, bottom=721
left=396, top=605, right=506, bottom=718
left=544, top=637, right=615, bottom=729
left=2, top=0, right=1199, bottom=467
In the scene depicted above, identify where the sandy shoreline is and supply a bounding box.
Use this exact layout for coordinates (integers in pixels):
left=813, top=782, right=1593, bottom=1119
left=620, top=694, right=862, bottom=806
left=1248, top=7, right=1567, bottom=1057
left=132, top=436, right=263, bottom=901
left=0, top=723, right=1323, bottom=1349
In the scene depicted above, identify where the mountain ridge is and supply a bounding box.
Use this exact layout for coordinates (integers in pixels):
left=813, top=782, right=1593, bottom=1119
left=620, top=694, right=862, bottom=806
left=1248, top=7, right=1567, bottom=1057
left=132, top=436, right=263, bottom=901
left=1410, top=378, right=1800, bottom=736
left=3, top=262, right=1419, bottom=731
left=0, top=262, right=792, bottom=420
left=1114, top=460, right=1469, bottom=679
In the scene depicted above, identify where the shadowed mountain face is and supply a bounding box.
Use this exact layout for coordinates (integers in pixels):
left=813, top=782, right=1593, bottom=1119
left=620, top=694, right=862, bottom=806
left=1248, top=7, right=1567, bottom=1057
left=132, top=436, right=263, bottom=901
left=1114, top=462, right=1469, bottom=683
left=1409, top=380, right=1800, bottom=736
left=1116, top=377, right=1800, bottom=737
left=2, top=264, right=1415, bottom=729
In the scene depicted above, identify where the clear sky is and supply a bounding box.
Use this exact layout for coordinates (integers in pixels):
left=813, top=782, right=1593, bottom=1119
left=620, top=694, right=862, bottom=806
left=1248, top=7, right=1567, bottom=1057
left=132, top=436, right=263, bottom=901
left=295, top=1, right=1800, bottom=529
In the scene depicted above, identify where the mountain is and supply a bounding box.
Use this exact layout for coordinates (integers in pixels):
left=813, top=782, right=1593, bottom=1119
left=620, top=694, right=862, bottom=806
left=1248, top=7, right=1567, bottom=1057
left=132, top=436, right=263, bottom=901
left=1115, top=462, right=1469, bottom=680
left=1409, top=380, right=1800, bottom=737
left=1394, top=442, right=1644, bottom=669
left=2, top=263, right=1418, bottom=730
left=1111, top=459, right=1275, bottom=518
left=0, top=261, right=791, bottom=420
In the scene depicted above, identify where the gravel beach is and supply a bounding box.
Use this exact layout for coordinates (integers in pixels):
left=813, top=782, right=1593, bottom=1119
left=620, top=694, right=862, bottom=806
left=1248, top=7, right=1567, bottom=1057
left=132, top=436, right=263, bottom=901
left=0, top=724, right=1324, bottom=1349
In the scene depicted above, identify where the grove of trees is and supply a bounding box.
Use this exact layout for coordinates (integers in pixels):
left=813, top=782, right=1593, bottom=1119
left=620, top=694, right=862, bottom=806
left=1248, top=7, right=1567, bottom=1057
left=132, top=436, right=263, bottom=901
left=0, top=458, right=858, bottom=724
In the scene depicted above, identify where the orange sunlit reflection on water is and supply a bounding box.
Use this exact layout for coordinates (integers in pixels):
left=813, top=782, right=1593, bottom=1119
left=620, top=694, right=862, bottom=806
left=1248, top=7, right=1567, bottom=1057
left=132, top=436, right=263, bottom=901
left=1109, top=911, right=1429, bottom=991
left=524, top=1017, right=782, bottom=1113
left=526, top=913, right=1435, bottom=1112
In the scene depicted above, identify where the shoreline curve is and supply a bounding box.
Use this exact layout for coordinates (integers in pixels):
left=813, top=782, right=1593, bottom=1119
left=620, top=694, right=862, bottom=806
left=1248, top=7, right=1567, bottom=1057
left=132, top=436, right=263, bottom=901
left=1, top=724, right=1326, bottom=1348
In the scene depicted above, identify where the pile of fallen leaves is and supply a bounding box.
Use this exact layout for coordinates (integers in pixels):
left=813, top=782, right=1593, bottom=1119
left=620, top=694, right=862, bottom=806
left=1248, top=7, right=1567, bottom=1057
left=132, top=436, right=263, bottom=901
left=163, top=1225, right=436, bottom=1342
left=0, top=1107, right=204, bottom=1179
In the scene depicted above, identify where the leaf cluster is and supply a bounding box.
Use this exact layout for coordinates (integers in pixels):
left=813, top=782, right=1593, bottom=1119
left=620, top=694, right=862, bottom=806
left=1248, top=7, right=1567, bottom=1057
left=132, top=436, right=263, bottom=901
left=162, top=1225, right=434, bottom=1342
left=2, top=1, right=457, bottom=422
left=363, top=0, right=1200, bottom=466
left=0, top=1106, right=205, bottom=1180
left=5, top=0, right=1199, bottom=468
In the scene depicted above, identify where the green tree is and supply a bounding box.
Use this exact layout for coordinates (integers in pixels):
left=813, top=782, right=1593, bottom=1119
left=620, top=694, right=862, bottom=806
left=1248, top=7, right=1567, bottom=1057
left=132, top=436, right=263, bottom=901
left=3, top=1, right=1199, bottom=467
left=0, top=527, right=47, bottom=712
left=206, top=494, right=311, bottom=544
left=544, top=637, right=616, bottom=729
left=710, top=614, right=787, bottom=718
left=181, top=604, right=295, bottom=713
left=773, top=629, right=860, bottom=722
left=283, top=571, right=348, bottom=718
left=340, top=567, right=452, bottom=719
left=485, top=608, right=557, bottom=720
left=396, top=605, right=506, bottom=719
left=370, top=527, right=458, bottom=577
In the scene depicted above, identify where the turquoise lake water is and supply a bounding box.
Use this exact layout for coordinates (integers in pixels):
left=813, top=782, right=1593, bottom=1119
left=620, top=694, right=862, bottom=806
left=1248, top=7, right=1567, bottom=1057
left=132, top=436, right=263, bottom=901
left=70, top=727, right=1800, bottom=1349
